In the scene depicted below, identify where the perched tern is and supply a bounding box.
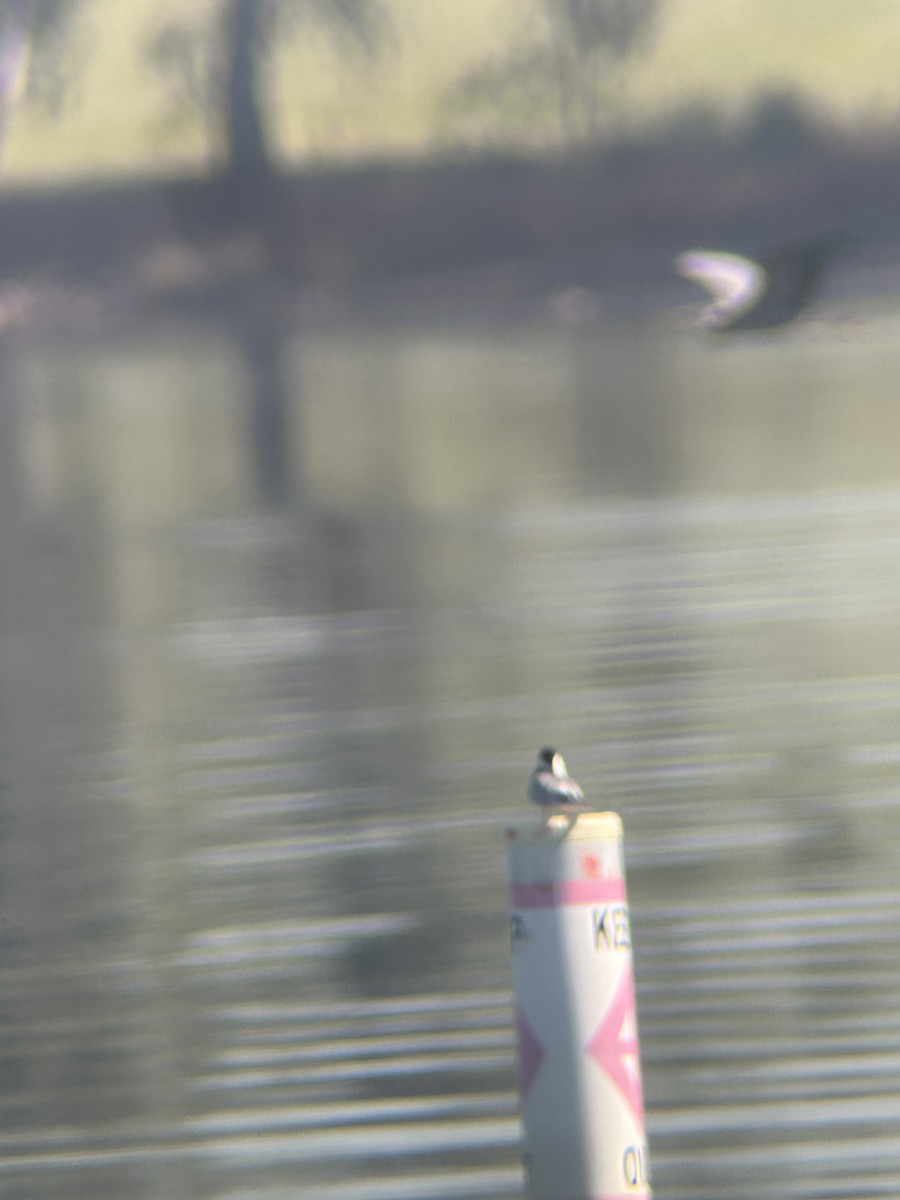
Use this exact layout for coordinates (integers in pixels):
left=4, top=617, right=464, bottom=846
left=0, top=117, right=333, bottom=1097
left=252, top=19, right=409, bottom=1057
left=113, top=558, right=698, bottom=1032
left=674, top=236, right=842, bottom=333
left=528, top=746, right=587, bottom=809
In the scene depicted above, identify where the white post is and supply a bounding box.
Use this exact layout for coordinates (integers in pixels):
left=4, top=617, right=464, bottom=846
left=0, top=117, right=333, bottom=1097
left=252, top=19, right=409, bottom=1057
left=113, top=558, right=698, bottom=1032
left=506, top=811, right=651, bottom=1200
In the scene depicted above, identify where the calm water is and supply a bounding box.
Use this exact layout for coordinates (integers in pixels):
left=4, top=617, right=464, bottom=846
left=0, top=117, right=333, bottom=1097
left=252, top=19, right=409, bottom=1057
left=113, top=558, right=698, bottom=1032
left=1, top=306, right=900, bottom=1200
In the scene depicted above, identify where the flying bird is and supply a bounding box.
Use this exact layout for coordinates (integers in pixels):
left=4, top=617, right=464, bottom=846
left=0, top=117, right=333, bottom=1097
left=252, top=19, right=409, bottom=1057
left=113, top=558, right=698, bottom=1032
left=528, top=746, right=588, bottom=810
left=674, top=236, right=843, bottom=333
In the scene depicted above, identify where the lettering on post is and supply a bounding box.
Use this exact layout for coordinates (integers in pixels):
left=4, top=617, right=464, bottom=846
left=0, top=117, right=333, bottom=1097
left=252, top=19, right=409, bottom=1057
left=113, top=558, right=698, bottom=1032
left=622, top=1142, right=651, bottom=1190
left=592, top=903, right=631, bottom=951
left=509, top=913, right=529, bottom=950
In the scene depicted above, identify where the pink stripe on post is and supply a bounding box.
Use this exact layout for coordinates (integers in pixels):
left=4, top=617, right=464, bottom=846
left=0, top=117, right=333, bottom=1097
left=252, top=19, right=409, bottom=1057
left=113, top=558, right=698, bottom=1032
left=510, top=878, right=626, bottom=908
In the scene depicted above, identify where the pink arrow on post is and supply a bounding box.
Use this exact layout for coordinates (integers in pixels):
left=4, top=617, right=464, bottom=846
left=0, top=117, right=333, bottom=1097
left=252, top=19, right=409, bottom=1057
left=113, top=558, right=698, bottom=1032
left=585, top=968, right=645, bottom=1122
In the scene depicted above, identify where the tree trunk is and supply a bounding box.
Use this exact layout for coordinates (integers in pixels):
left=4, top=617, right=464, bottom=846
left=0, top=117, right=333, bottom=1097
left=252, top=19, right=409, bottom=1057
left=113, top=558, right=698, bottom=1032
left=221, top=0, right=274, bottom=185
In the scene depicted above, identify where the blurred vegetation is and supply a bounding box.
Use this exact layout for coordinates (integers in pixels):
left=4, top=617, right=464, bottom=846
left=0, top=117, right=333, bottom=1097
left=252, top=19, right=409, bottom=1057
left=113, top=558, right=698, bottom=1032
left=0, top=1, right=897, bottom=317
left=147, top=0, right=388, bottom=183
left=0, top=85, right=890, bottom=299
left=440, top=0, right=658, bottom=149
left=4, top=0, right=900, bottom=180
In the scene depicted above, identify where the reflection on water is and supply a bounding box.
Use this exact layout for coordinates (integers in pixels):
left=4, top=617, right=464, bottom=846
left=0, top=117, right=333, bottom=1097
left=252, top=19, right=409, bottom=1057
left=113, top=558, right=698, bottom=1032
left=2, top=313, right=900, bottom=1198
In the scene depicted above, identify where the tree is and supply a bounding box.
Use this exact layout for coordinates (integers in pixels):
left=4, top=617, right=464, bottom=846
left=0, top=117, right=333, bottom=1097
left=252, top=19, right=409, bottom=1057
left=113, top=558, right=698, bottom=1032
left=540, top=0, right=659, bottom=145
left=444, top=0, right=658, bottom=151
left=0, top=0, right=86, bottom=152
left=150, top=0, right=387, bottom=186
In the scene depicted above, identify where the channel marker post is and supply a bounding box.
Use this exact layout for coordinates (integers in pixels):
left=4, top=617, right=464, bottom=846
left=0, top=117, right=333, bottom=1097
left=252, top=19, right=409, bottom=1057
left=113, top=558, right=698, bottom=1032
left=506, top=811, right=651, bottom=1200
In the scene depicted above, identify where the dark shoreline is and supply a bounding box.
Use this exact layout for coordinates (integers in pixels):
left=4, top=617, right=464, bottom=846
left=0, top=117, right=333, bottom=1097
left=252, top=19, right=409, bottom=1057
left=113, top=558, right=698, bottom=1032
left=1, top=117, right=900, bottom=330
